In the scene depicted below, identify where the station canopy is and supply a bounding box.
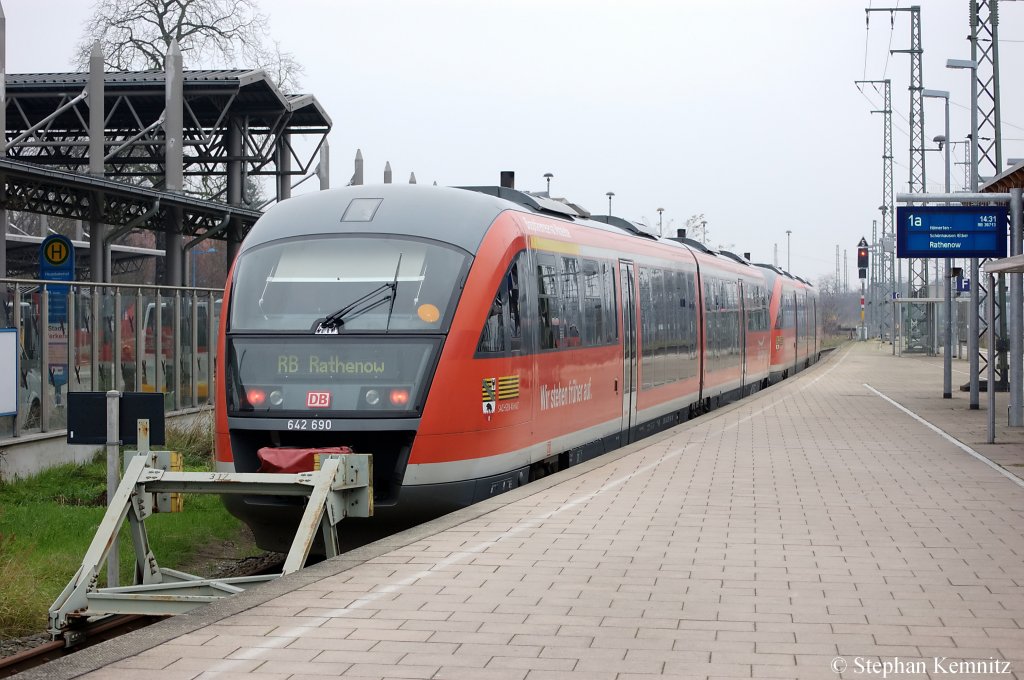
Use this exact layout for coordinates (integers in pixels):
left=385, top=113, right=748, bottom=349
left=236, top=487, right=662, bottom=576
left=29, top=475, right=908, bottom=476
left=2, top=69, right=331, bottom=244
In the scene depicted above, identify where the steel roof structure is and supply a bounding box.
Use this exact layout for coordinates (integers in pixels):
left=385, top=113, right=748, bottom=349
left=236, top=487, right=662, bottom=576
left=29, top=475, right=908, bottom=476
left=0, top=156, right=261, bottom=239
left=4, top=70, right=330, bottom=179
left=1, top=68, right=332, bottom=281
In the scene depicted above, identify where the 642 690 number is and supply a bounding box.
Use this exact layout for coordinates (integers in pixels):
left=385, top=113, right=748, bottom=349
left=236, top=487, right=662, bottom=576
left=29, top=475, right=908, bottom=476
left=286, top=419, right=333, bottom=430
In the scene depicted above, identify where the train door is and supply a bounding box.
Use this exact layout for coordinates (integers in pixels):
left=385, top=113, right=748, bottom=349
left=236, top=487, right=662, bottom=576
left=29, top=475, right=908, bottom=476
left=792, top=291, right=800, bottom=375
left=738, top=278, right=747, bottom=392
left=619, top=260, right=638, bottom=442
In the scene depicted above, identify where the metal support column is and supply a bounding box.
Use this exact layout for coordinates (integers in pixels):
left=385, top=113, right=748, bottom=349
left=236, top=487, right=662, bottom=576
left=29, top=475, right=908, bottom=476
left=318, top=139, right=330, bottom=190
left=226, top=116, right=244, bottom=268
left=88, top=42, right=106, bottom=283
left=163, top=40, right=184, bottom=286
left=276, top=132, right=292, bottom=202
left=987, top=272, right=996, bottom=443
left=105, top=390, right=120, bottom=588
left=1010, top=188, right=1022, bottom=426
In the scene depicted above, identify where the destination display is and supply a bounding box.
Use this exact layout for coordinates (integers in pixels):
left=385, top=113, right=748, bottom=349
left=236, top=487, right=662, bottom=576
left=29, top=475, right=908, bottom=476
left=896, top=205, right=1008, bottom=259
left=225, top=337, right=439, bottom=413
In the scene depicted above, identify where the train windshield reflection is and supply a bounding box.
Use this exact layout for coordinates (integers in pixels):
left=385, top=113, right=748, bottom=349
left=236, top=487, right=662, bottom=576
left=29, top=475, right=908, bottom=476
left=230, top=236, right=469, bottom=332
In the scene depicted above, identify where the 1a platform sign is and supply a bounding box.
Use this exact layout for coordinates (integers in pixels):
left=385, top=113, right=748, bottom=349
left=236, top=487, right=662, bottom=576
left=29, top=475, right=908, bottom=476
left=896, top=205, right=1008, bottom=259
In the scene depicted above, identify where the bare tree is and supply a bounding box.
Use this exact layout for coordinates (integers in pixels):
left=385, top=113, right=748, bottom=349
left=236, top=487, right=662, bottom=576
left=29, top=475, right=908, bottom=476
left=74, top=0, right=303, bottom=91
left=685, top=213, right=707, bottom=244
left=817, top=274, right=859, bottom=337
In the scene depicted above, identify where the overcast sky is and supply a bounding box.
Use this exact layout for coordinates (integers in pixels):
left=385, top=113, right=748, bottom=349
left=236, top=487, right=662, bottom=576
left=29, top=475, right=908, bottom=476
left=5, top=0, right=1023, bottom=282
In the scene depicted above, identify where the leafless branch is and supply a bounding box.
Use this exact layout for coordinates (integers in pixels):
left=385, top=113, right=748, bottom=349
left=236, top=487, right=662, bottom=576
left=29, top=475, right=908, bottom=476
left=74, top=0, right=303, bottom=90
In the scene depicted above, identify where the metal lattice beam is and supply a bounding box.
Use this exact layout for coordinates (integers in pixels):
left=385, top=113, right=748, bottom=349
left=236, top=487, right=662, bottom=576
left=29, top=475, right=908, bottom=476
left=972, top=0, right=1008, bottom=388
left=0, top=157, right=260, bottom=235
left=3, top=71, right=329, bottom=181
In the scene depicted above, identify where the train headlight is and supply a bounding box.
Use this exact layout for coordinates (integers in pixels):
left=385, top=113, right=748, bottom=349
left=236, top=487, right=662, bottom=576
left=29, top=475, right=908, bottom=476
left=365, top=389, right=381, bottom=406
left=269, top=390, right=284, bottom=407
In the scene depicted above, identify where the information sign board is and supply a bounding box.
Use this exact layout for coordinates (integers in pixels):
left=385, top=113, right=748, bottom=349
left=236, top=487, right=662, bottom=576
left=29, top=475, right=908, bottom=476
left=39, top=235, right=74, bottom=389
left=39, top=234, right=75, bottom=323
left=896, top=206, right=1008, bottom=259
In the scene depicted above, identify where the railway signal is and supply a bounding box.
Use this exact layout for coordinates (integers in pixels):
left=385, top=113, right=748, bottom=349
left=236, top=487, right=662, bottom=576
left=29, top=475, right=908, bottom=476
left=857, top=237, right=868, bottom=279
left=857, top=237, right=868, bottom=339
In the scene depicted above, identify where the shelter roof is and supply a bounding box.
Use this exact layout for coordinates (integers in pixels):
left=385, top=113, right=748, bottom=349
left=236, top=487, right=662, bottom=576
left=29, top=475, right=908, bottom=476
left=981, top=160, right=1024, bottom=194
left=5, top=69, right=331, bottom=131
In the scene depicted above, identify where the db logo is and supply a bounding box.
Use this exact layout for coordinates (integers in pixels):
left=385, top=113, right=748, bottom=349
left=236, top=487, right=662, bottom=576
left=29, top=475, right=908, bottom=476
left=306, top=392, right=331, bottom=408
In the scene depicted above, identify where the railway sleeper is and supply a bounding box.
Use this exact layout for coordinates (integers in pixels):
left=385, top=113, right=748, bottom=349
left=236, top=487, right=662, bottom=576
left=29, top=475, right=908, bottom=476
left=47, top=449, right=372, bottom=643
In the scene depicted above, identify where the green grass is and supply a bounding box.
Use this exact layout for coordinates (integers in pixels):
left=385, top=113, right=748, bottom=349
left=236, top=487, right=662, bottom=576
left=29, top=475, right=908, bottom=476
left=0, top=415, right=253, bottom=638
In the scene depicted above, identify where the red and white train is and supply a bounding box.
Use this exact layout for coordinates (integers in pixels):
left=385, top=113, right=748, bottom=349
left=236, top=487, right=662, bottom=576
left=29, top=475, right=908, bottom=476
left=215, top=184, right=821, bottom=551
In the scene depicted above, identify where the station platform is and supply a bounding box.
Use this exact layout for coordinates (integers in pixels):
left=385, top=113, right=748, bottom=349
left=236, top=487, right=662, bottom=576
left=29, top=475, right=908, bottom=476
left=28, top=342, right=1024, bottom=680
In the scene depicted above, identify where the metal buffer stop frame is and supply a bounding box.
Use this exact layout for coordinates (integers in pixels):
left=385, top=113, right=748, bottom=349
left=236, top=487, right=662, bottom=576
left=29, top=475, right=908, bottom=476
left=50, top=391, right=373, bottom=642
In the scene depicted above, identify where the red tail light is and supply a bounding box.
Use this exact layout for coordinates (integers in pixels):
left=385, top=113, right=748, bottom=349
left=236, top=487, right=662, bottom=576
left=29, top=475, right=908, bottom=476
left=389, top=388, right=410, bottom=406
left=246, top=388, right=267, bottom=406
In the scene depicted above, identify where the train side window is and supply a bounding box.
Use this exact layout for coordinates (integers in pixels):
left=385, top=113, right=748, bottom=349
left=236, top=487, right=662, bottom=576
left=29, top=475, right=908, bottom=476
left=603, top=261, right=617, bottom=343
left=667, top=270, right=683, bottom=382
left=558, top=256, right=582, bottom=348
left=536, top=253, right=559, bottom=350
left=747, top=285, right=764, bottom=332
left=476, top=251, right=524, bottom=355
left=507, top=256, right=522, bottom=350
left=651, top=268, right=666, bottom=386
left=639, top=267, right=654, bottom=389
left=582, top=259, right=602, bottom=346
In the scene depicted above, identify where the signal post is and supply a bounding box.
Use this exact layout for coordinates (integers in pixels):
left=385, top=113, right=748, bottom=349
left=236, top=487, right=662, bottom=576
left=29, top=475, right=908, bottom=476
left=858, top=238, right=868, bottom=340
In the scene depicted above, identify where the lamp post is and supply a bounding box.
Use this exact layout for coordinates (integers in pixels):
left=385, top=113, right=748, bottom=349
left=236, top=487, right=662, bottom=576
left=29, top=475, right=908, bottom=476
left=657, top=208, right=664, bottom=236
left=786, top=230, right=792, bottom=271
left=191, top=246, right=218, bottom=288
left=543, top=172, right=553, bottom=196
left=947, top=57, right=980, bottom=409
left=606, top=191, right=615, bottom=215
left=924, top=88, right=952, bottom=399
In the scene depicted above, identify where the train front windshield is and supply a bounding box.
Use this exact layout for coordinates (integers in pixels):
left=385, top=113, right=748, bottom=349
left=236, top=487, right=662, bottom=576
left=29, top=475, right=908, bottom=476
left=226, top=235, right=469, bottom=417
left=230, top=235, right=469, bottom=332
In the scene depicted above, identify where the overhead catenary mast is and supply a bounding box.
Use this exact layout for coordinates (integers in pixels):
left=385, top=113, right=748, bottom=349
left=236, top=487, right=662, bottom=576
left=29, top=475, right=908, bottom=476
left=865, top=7, right=927, bottom=350
left=972, top=0, right=1008, bottom=390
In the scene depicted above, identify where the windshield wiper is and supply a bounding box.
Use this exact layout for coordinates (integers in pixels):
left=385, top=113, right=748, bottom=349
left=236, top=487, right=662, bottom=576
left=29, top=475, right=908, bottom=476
left=316, top=284, right=393, bottom=333
left=316, top=253, right=405, bottom=334
left=385, top=253, right=403, bottom=332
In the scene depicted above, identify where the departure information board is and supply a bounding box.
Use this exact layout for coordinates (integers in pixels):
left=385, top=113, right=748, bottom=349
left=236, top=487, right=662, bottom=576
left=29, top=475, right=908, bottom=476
left=896, top=205, right=1008, bottom=259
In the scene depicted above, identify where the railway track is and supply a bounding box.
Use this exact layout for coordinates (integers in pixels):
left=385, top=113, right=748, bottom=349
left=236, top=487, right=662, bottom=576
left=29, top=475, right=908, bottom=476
left=0, top=614, right=162, bottom=677
left=0, top=552, right=288, bottom=677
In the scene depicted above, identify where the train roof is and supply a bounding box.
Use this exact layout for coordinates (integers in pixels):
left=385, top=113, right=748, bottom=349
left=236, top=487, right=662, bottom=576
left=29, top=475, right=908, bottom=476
left=244, top=184, right=665, bottom=255
left=242, top=184, right=509, bottom=254
left=753, top=262, right=816, bottom=289
left=244, top=185, right=803, bottom=284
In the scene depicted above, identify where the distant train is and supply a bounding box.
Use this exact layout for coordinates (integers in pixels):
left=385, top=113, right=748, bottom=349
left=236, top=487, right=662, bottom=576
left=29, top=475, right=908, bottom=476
left=215, top=184, right=821, bottom=551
